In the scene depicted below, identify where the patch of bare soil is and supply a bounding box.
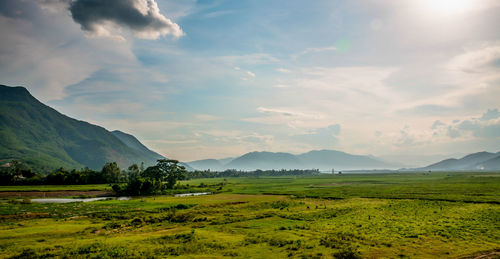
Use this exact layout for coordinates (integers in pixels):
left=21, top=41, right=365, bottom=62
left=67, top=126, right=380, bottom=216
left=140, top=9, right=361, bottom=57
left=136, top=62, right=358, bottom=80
left=0, top=212, right=50, bottom=220
left=0, top=190, right=112, bottom=198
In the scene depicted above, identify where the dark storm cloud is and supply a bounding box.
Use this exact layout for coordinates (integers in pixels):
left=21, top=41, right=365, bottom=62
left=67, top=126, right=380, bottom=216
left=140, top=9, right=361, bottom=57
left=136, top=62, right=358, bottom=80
left=35, top=0, right=183, bottom=39
left=68, top=0, right=183, bottom=39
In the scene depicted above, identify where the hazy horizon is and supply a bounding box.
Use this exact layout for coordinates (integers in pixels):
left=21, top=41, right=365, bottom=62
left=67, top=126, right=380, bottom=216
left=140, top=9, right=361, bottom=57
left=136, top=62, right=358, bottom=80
left=1, top=0, right=499, bottom=163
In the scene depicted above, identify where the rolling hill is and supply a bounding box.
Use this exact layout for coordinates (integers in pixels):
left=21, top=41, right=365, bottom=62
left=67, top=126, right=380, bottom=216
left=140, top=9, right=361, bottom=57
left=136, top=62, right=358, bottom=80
left=0, top=84, right=165, bottom=172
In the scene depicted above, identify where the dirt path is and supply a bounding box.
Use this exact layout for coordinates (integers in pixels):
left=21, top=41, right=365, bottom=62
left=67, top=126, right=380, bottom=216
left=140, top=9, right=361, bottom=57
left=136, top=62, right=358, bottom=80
left=462, top=249, right=500, bottom=259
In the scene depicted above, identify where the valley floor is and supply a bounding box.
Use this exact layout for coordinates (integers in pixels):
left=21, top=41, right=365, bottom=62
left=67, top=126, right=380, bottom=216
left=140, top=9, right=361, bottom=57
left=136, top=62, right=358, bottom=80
left=0, top=172, right=499, bottom=258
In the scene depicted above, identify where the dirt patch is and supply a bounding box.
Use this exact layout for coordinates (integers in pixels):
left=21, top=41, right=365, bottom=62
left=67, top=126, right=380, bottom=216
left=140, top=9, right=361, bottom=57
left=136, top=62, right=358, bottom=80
left=0, top=212, right=50, bottom=220
left=0, top=190, right=112, bottom=198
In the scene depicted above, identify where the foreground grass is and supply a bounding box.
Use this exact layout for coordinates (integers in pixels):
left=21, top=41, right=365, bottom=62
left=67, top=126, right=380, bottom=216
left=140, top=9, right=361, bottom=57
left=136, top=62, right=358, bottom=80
left=0, top=172, right=499, bottom=258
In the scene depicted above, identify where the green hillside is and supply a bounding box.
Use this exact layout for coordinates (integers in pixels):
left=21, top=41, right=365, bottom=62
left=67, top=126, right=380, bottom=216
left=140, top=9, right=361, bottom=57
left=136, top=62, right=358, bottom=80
left=0, top=85, right=164, bottom=172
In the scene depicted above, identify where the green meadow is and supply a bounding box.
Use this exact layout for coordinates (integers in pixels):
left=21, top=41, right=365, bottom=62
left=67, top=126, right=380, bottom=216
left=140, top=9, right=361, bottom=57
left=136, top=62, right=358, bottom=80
left=0, top=172, right=499, bottom=258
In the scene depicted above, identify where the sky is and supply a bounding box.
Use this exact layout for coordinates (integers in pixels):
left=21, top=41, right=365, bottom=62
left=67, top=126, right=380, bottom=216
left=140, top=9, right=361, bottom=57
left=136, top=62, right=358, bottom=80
left=1, top=0, right=500, bottom=166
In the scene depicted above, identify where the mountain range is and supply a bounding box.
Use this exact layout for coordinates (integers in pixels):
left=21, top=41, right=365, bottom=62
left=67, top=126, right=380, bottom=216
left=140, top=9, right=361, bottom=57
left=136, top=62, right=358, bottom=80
left=2, top=84, right=499, bottom=173
left=0, top=85, right=165, bottom=172
left=420, top=151, right=500, bottom=171
left=187, top=150, right=500, bottom=172
left=187, top=150, right=400, bottom=171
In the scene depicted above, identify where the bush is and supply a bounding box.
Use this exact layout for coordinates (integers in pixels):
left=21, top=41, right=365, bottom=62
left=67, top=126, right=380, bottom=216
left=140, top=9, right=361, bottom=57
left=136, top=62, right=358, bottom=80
left=271, top=200, right=291, bottom=209
left=130, top=217, right=144, bottom=226
left=111, top=184, right=122, bottom=193
left=11, top=248, right=38, bottom=259
left=332, top=247, right=362, bottom=259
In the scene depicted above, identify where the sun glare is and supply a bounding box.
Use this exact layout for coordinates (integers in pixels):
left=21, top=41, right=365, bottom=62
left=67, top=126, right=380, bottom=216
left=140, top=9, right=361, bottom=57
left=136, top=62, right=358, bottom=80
left=425, top=0, right=474, bottom=16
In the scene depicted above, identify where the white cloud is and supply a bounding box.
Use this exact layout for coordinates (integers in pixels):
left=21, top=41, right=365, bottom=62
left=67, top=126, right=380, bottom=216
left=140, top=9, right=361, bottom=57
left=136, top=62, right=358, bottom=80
left=291, top=124, right=341, bottom=148
left=480, top=109, right=500, bottom=121
left=278, top=66, right=399, bottom=117
left=300, top=45, right=337, bottom=55
left=390, top=42, right=500, bottom=116
left=431, top=120, right=445, bottom=129
left=193, top=114, right=222, bottom=122
left=243, top=107, right=327, bottom=129
left=216, top=53, right=280, bottom=65
left=0, top=12, right=116, bottom=100
left=276, top=68, right=291, bottom=73
left=202, top=10, right=235, bottom=19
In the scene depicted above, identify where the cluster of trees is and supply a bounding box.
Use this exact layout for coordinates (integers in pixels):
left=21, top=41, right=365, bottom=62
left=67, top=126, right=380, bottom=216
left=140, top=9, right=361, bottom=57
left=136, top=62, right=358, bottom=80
left=46, top=162, right=123, bottom=185
left=114, top=159, right=187, bottom=196
left=0, top=160, right=41, bottom=185
left=1, top=159, right=320, bottom=196
left=0, top=159, right=188, bottom=196
left=0, top=161, right=125, bottom=185
left=184, top=169, right=320, bottom=179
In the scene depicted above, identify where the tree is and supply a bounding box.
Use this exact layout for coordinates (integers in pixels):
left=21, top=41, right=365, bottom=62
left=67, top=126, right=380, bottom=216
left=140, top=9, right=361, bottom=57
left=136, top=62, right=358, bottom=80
left=128, top=164, right=140, bottom=179
left=123, top=176, right=162, bottom=196
left=46, top=168, right=68, bottom=185
left=0, top=166, right=14, bottom=185
left=156, top=159, right=187, bottom=189
left=101, top=162, right=121, bottom=183
left=141, top=165, right=162, bottom=180
left=9, top=160, right=21, bottom=178
left=119, top=160, right=187, bottom=196
left=141, top=159, right=187, bottom=189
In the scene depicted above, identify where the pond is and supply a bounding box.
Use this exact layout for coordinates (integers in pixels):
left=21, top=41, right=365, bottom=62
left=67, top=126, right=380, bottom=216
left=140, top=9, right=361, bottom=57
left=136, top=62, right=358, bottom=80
left=28, top=192, right=212, bottom=203
left=30, top=197, right=131, bottom=203
left=174, top=192, right=211, bottom=197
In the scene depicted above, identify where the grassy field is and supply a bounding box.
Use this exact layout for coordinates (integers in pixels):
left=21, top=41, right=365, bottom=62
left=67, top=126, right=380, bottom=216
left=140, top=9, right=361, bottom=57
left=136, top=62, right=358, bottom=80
left=0, top=172, right=499, bottom=258
left=216, top=172, right=500, bottom=203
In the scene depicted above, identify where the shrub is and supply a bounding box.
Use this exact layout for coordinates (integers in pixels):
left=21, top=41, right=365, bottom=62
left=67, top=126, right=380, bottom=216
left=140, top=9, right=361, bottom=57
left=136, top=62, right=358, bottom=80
left=271, top=200, right=291, bottom=209
left=11, top=248, right=38, bottom=259
left=332, top=247, right=362, bottom=259
left=130, top=217, right=144, bottom=226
